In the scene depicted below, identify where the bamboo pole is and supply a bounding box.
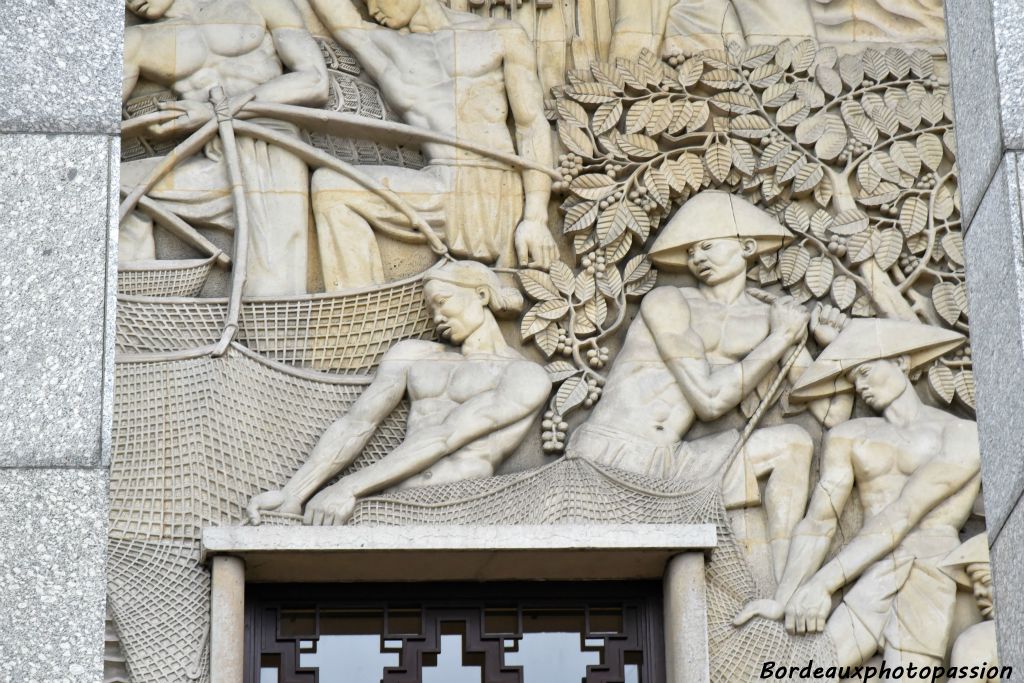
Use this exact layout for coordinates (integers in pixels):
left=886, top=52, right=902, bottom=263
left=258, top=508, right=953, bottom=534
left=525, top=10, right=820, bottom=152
left=127, top=193, right=230, bottom=269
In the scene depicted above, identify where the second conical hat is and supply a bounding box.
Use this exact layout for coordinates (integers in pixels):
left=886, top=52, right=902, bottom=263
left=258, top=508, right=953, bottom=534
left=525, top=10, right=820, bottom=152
left=789, top=318, right=965, bottom=401
left=939, top=533, right=989, bottom=587
left=649, top=191, right=793, bottom=269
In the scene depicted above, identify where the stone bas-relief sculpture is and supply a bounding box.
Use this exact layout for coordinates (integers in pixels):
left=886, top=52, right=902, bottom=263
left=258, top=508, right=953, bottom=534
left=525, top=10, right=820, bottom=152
left=110, top=1, right=991, bottom=682
left=941, top=534, right=1002, bottom=681
left=247, top=260, right=551, bottom=525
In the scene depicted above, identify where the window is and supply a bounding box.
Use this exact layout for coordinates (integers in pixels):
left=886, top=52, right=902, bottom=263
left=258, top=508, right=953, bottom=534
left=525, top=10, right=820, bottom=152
left=247, top=583, right=663, bottom=683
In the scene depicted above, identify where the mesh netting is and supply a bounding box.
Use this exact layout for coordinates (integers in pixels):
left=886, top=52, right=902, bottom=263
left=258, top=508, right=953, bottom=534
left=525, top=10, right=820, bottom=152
left=111, top=349, right=834, bottom=683
left=118, top=259, right=215, bottom=298
left=115, top=275, right=434, bottom=372
left=350, top=457, right=837, bottom=682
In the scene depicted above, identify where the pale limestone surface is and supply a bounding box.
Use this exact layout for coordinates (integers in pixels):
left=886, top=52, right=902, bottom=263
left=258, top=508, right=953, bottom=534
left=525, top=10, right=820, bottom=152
left=0, top=469, right=107, bottom=682
left=0, top=134, right=113, bottom=466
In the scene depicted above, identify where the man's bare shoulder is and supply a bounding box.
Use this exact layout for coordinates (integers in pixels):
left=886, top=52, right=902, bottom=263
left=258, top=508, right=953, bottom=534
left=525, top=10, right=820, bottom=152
left=380, top=339, right=448, bottom=364
left=827, top=415, right=887, bottom=440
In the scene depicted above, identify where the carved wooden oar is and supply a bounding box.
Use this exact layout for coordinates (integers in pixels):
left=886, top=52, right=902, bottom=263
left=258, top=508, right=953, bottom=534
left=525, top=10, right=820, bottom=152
left=125, top=193, right=231, bottom=269
left=210, top=87, right=250, bottom=357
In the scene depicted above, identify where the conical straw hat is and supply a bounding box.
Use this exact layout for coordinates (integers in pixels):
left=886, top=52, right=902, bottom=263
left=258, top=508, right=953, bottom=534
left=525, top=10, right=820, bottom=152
left=789, top=318, right=965, bottom=401
left=649, top=191, right=793, bottom=269
left=939, top=533, right=989, bottom=587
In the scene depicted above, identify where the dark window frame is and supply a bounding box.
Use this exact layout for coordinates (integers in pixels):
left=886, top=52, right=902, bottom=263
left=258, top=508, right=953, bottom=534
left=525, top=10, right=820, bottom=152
left=245, top=581, right=665, bottom=683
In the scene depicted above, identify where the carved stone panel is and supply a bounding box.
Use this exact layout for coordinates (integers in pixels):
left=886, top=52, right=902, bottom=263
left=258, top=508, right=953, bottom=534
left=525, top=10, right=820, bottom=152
left=111, top=1, right=992, bottom=681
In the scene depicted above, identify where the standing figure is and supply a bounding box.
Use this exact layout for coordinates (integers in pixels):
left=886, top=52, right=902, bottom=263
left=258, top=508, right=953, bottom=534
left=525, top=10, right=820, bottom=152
left=307, top=0, right=558, bottom=290
left=247, top=260, right=552, bottom=526
left=941, top=534, right=1002, bottom=682
left=734, top=319, right=980, bottom=671
left=568, top=191, right=852, bottom=580
left=121, top=0, right=329, bottom=295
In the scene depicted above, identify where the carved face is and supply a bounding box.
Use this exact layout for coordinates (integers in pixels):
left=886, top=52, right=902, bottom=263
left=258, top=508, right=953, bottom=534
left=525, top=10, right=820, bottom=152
left=845, top=358, right=909, bottom=411
left=125, top=0, right=175, bottom=19
left=686, top=237, right=756, bottom=285
left=968, top=563, right=993, bottom=617
left=424, top=279, right=489, bottom=346
left=366, top=0, right=421, bottom=28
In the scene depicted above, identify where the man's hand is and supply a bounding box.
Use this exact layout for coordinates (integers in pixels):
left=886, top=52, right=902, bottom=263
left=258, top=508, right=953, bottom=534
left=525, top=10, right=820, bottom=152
left=811, top=303, right=848, bottom=347
left=146, top=100, right=215, bottom=138
left=303, top=484, right=359, bottom=526
left=246, top=489, right=302, bottom=525
left=515, top=219, right=559, bottom=269
left=784, top=579, right=832, bottom=635
left=769, top=296, right=811, bottom=343
left=733, top=599, right=784, bottom=627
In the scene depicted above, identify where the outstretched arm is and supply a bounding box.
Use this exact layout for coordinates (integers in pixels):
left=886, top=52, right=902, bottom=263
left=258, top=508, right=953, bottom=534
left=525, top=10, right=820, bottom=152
left=641, top=287, right=807, bottom=421
left=327, top=362, right=550, bottom=499
left=307, top=0, right=395, bottom=83
left=502, top=26, right=557, bottom=268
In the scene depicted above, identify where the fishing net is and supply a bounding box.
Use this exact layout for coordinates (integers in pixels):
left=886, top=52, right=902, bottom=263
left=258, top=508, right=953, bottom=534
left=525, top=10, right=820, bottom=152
left=117, top=258, right=215, bottom=298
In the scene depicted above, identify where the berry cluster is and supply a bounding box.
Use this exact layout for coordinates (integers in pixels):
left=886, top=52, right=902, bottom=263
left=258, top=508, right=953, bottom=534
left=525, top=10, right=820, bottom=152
left=597, top=189, right=625, bottom=210
left=665, top=50, right=685, bottom=68
left=554, top=153, right=584, bottom=193
left=541, top=410, right=569, bottom=452
left=606, top=163, right=627, bottom=179
left=583, top=377, right=604, bottom=408
left=954, top=344, right=972, bottom=361
left=838, top=140, right=870, bottom=164
left=580, top=253, right=608, bottom=274
left=827, top=235, right=849, bottom=258
left=898, top=253, right=922, bottom=275
left=879, top=202, right=901, bottom=217
left=628, top=185, right=659, bottom=213
left=554, top=326, right=573, bottom=357
left=914, top=172, right=939, bottom=190
left=586, top=346, right=611, bottom=368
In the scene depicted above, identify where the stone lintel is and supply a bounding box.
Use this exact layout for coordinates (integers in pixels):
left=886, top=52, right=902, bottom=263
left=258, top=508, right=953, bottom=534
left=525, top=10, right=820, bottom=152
left=201, top=523, right=717, bottom=582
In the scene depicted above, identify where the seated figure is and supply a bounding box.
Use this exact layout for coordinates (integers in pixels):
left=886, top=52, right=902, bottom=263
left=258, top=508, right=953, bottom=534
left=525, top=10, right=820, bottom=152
left=567, top=191, right=851, bottom=580
left=247, top=260, right=552, bottom=525
left=734, top=319, right=979, bottom=671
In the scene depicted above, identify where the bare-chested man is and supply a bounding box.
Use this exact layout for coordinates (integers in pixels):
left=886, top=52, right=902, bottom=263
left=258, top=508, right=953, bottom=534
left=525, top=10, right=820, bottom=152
left=121, top=0, right=328, bottom=295
left=734, top=319, right=979, bottom=670
left=246, top=260, right=552, bottom=526
left=306, top=0, right=558, bottom=289
left=569, top=191, right=851, bottom=579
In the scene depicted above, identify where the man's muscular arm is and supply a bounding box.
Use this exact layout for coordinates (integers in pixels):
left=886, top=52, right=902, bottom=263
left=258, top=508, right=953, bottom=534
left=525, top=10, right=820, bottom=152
left=303, top=361, right=551, bottom=525
left=245, top=344, right=416, bottom=523
left=250, top=0, right=329, bottom=107
left=308, top=0, right=395, bottom=83
left=502, top=25, right=558, bottom=268
left=641, top=287, right=808, bottom=421
left=733, top=428, right=856, bottom=627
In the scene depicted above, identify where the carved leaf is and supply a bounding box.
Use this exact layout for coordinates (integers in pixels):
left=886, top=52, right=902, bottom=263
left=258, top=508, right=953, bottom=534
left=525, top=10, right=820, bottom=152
left=623, top=254, right=651, bottom=284
left=934, top=184, right=956, bottom=221
left=558, top=99, right=589, bottom=129
left=570, top=173, right=616, bottom=200
left=856, top=181, right=900, bottom=207
left=776, top=151, right=806, bottom=184
left=845, top=113, right=879, bottom=147
left=585, top=294, right=609, bottom=326
left=759, top=140, right=792, bottom=170
left=928, top=364, right=956, bottom=404
left=549, top=261, right=575, bottom=296
left=831, top=209, right=870, bottom=236
left=847, top=229, right=881, bottom=264
left=556, top=375, right=589, bottom=413
left=566, top=83, right=617, bottom=104
left=558, top=121, right=594, bottom=158
left=731, top=139, right=757, bottom=176
left=895, top=101, right=922, bottom=130
left=815, top=115, right=849, bottom=160
left=795, top=82, right=826, bottom=109
left=816, top=64, right=843, bottom=97
left=534, top=299, right=570, bottom=321
left=671, top=153, right=705, bottom=190
left=534, top=323, right=559, bottom=357
left=604, top=231, right=633, bottom=262
left=618, top=133, right=660, bottom=158
left=954, top=370, right=975, bottom=410
left=625, top=100, right=656, bottom=134
left=777, top=99, right=811, bottom=128
left=702, top=68, right=744, bottom=90
left=886, top=48, right=911, bottom=79
left=573, top=313, right=597, bottom=336
left=705, top=143, right=733, bottom=183
left=944, top=129, right=958, bottom=156
left=830, top=275, right=857, bottom=310
left=942, top=232, right=966, bottom=266
left=564, top=201, right=599, bottom=235
left=898, top=197, right=929, bottom=237
left=852, top=294, right=875, bottom=317
left=868, top=152, right=901, bottom=184
left=687, top=101, right=710, bottom=131
left=591, top=61, right=626, bottom=91
left=838, top=54, right=865, bottom=88
left=667, top=100, right=694, bottom=134
left=810, top=209, right=834, bottom=238
left=815, top=173, right=834, bottom=207
left=743, top=44, right=778, bottom=68
left=762, top=83, right=797, bottom=108
left=792, top=39, right=817, bottom=73
left=520, top=310, right=545, bottom=339
left=595, top=203, right=628, bottom=246
left=857, top=161, right=881, bottom=194
left=646, top=99, right=675, bottom=136
left=862, top=48, right=889, bottom=81
left=730, top=114, right=772, bottom=139
left=592, top=100, right=623, bottom=136
left=644, top=167, right=672, bottom=210
left=868, top=105, right=899, bottom=137
left=519, top=270, right=560, bottom=301
left=779, top=244, right=812, bottom=286
left=625, top=268, right=658, bottom=297
left=875, top=229, right=904, bottom=270
left=890, top=141, right=922, bottom=177
left=711, top=92, right=760, bottom=115
left=785, top=203, right=810, bottom=232
left=932, top=282, right=964, bottom=324
left=575, top=270, right=596, bottom=301
left=917, top=133, right=944, bottom=171
left=804, top=256, right=834, bottom=297
left=678, top=57, right=704, bottom=87
left=749, top=62, right=784, bottom=88
left=921, top=94, right=945, bottom=125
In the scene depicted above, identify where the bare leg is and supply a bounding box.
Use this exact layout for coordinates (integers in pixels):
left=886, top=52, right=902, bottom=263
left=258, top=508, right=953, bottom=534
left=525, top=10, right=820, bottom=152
left=827, top=604, right=884, bottom=668
left=729, top=424, right=813, bottom=581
